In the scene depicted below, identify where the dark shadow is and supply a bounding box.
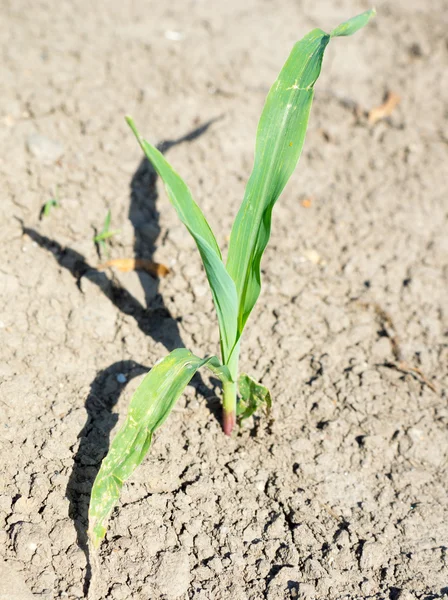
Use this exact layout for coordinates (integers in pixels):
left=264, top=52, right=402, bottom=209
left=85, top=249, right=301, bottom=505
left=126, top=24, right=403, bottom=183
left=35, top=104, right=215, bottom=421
left=66, top=360, right=148, bottom=595
left=287, top=581, right=300, bottom=595
left=129, top=116, right=222, bottom=308
left=22, top=117, right=222, bottom=594
left=22, top=226, right=183, bottom=351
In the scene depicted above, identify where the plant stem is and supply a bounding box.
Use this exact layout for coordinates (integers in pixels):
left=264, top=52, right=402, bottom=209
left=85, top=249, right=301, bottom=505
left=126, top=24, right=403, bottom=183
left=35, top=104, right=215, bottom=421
left=222, top=343, right=240, bottom=435
left=223, top=380, right=237, bottom=435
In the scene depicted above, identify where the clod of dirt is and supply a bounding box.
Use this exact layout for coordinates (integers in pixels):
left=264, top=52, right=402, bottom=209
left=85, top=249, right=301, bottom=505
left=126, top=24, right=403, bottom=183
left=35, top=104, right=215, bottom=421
left=10, top=522, right=52, bottom=567
left=154, top=550, right=191, bottom=599
left=26, top=134, right=64, bottom=164
left=266, top=567, right=303, bottom=599
left=359, top=541, right=385, bottom=571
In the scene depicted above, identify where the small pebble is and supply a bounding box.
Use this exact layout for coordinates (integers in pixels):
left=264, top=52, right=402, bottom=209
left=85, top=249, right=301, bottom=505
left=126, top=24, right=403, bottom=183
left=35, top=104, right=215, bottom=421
left=26, top=133, right=64, bottom=164
left=164, top=30, right=184, bottom=41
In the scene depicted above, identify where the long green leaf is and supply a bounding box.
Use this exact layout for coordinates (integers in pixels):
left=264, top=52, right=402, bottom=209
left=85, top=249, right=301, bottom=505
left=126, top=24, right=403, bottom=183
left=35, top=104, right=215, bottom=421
left=126, top=117, right=238, bottom=363
left=88, top=349, right=228, bottom=548
left=227, top=9, right=375, bottom=334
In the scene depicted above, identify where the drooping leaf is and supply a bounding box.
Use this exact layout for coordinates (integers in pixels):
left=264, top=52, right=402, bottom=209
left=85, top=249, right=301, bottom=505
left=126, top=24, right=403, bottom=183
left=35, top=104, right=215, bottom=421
left=88, top=348, right=229, bottom=548
left=237, top=373, right=272, bottom=422
left=126, top=117, right=238, bottom=363
left=227, top=9, right=375, bottom=335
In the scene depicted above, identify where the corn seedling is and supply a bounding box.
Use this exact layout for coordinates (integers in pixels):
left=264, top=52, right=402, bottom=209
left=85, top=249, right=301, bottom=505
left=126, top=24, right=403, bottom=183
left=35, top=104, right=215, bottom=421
left=88, top=9, right=375, bottom=548
left=93, top=209, right=120, bottom=257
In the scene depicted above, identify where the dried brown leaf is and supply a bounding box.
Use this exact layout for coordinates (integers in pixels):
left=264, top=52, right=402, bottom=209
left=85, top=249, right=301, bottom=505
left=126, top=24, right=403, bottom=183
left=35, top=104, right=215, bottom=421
left=368, top=91, right=401, bottom=124
left=98, top=258, right=170, bottom=277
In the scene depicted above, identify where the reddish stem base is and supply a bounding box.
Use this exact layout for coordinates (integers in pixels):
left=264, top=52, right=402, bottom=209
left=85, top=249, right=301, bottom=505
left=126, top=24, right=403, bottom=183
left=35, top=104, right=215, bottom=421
left=223, top=409, right=236, bottom=436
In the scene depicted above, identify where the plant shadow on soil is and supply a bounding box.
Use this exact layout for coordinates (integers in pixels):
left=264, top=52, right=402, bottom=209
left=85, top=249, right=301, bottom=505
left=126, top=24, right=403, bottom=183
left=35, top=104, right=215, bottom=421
left=22, top=117, right=222, bottom=595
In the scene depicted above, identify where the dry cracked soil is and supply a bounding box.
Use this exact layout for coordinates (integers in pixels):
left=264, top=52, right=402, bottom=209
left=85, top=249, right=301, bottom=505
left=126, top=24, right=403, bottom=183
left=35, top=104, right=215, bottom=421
left=1, top=1, right=447, bottom=599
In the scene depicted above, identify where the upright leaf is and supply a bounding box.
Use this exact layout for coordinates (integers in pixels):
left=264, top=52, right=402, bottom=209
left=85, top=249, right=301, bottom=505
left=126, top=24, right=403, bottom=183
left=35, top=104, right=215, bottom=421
left=88, top=349, right=228, bottom=548
left=126, top=117, right=238, bottom=363
left=227, top=9, right=375, bottom=334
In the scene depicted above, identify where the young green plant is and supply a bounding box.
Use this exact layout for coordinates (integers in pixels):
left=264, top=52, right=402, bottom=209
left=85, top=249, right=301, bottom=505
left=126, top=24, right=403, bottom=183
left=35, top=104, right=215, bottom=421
left=40, top=186, right=60, bottom=219
left=88, top=9, right=375, bottom=548
left=93, top=209, right=120, bottom=257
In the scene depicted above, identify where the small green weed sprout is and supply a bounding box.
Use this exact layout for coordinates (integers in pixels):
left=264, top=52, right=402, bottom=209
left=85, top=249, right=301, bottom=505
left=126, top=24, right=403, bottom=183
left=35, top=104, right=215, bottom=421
left=93, top=209, right=120, bottom=257
left=40, top=186, right=60, bottom=219
left=89, top=10, right=375, bottom=548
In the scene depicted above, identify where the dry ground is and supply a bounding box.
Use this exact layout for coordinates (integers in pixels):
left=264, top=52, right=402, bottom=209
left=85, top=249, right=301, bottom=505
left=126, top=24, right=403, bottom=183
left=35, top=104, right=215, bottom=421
left=1, top=0, right=447, bottom=599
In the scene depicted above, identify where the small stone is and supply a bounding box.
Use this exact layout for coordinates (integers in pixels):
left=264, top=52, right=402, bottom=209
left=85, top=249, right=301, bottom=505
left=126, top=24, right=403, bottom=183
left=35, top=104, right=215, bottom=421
left=164, top=30, right=184, bottom=41
left=26, top=134, right=64, bottom=164
left=303, top=557, right=327, bottom=579
left=266, top=515, right=286, bottom=539
left=192, top=565, right=214, bottom=582
left=276, top=543, right=300, bottom=566
left=194, top=533, right=214, bottom=560
left=13, top=496, right=36, bottom=515
left=207, top=556, right=223, bottom=574
left=227, top=458, right=249, bottom=481
left=155, top=550, right=190, bottom=599
left=360, top=541, right=385, bottom=571
left=302, top=248, right=324, bottom=265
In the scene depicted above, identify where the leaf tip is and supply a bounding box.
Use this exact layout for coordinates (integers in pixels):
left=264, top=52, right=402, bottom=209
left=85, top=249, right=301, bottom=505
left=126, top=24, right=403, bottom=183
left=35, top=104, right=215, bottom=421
left=330, top=8, right=376, bottom=38
left=125, top=115, right=141, bottom=141
left=88, top=513, right=109, bottom=550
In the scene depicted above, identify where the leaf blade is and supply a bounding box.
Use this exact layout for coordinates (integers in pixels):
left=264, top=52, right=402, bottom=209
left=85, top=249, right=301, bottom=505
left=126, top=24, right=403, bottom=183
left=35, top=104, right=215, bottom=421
left=88, top=349, right=226, bottom=548
left=227, top=11, right=374, bottom=334
left=226, top=29, right=330, bottom=332
left=103, top=209, right=111, bottom=233
left=126, top=117, right=238, bottom=362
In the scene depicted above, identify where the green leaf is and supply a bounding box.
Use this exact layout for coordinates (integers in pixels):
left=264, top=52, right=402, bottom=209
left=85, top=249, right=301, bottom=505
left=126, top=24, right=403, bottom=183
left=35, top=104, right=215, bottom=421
left=237, top=373, right=272, bottom=422
left=331, top=8, right=376, bottom=38
left=103, top=209, right=111, bottom=233
left=126, top=117, right=238, bottom=363
left=41, top=198, right=58, bottom=218
left=40, top=186, right=60, bottom=219
left=93, top=229, right=121, bottom=242
left=88, top=348, right=228, bottom=548
left=227, top=10, right=375, bottom=334
left=93, top=209, right=120, bottom=259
